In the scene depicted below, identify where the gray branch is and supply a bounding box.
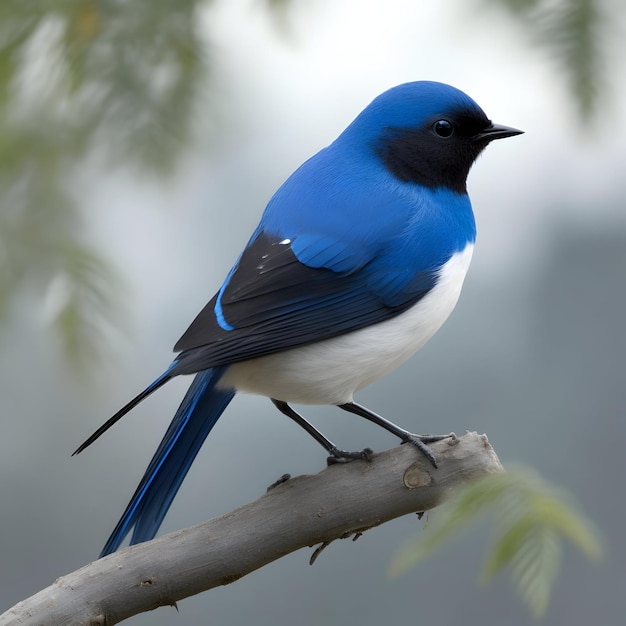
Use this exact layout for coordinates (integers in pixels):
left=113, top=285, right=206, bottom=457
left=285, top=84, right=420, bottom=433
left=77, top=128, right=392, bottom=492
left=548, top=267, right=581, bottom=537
left=1, top=432, right=502, bottom=626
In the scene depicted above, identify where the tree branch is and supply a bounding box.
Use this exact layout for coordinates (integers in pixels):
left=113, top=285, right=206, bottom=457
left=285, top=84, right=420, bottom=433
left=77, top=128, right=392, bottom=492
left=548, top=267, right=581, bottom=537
left=1, top=432, right=502, bottom=626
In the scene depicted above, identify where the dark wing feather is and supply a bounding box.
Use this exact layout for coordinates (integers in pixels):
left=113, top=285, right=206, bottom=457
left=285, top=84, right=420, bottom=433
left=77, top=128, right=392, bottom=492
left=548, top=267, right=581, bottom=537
left=172, top=231, right=436, bottom=375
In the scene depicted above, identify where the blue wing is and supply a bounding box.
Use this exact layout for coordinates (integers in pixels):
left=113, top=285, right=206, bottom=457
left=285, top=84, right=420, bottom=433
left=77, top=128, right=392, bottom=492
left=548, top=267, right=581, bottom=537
left=173, top=230, right=437, bottom=374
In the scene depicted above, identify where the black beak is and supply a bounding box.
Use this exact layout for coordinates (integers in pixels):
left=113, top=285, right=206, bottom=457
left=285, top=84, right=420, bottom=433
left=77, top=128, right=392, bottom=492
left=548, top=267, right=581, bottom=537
left=474, top=123, right=524, bottom=142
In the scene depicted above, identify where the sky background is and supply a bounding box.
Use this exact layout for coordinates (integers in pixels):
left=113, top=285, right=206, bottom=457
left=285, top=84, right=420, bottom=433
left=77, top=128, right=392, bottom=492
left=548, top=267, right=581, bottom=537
left=1, top=1, right=625, bottom=624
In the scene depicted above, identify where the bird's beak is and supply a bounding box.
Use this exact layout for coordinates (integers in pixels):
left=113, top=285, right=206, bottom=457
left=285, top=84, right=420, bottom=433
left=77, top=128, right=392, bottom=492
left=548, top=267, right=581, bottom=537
left=474, top=123, right=524, bottom=142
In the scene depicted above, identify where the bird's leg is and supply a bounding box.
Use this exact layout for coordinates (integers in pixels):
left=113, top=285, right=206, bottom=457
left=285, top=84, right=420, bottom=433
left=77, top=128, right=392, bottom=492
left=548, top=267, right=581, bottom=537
left=271, top=399, right=373, bottom=465
left=337, top=402, right=451, bottom=468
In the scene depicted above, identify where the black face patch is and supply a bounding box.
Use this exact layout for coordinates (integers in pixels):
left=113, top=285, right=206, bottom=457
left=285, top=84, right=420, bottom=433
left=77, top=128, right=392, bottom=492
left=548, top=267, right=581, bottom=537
left=376, top=106, right=494, bottom=193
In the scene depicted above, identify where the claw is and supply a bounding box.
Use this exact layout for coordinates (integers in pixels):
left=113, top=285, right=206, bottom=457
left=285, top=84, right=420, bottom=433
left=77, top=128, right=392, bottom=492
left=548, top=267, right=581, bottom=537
left=401, top=435, right=441, bottom=468
left=326, top=447, right=374, bottom=465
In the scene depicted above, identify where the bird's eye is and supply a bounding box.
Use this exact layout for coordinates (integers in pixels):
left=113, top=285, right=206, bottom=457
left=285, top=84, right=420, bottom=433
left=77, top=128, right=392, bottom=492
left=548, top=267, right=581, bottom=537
left=432, top=119, right=454, bottom=138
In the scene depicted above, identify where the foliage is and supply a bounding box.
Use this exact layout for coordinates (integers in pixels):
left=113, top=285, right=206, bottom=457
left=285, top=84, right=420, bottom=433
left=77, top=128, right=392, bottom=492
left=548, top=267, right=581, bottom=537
left=0, top=0, right=206, bottom=368
left=483, top=0, right=610, bottom=121
left=390, top=468, right=603, bottom=618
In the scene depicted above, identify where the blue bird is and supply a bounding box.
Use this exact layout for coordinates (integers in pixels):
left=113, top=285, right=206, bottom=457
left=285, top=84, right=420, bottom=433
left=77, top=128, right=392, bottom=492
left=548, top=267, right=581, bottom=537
left=74, top=81, right=522, bottom=557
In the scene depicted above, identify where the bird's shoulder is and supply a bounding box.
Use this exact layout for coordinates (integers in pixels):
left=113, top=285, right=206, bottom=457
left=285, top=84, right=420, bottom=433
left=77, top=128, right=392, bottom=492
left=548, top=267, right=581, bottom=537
left=261, top=143, right=475, bottom=270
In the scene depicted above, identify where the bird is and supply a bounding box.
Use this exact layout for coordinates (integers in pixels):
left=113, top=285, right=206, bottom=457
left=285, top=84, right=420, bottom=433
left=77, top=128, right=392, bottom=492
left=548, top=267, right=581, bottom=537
left=74, top=81, right=522, bottom=557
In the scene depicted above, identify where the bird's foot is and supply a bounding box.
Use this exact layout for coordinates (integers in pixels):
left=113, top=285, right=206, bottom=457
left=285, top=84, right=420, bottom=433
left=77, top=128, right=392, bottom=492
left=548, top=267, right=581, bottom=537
left=401, top=433, right=456, bottom=468
left=326, top=447, right=374, bottom=465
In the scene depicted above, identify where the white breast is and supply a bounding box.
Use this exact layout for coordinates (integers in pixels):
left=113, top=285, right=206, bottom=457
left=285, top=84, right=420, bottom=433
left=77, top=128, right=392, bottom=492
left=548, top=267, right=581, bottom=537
left=219, top=244, right=474, bottom=404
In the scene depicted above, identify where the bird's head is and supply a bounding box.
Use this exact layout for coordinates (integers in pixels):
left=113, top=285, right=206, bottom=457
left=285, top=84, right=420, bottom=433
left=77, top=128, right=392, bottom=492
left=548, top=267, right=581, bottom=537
left=341, top=81, right=523, bottom=194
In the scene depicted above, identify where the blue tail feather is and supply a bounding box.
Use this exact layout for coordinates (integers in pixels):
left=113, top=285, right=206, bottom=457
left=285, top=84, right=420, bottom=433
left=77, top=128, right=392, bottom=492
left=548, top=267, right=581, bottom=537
left=100, top=366, right=235, bottom=557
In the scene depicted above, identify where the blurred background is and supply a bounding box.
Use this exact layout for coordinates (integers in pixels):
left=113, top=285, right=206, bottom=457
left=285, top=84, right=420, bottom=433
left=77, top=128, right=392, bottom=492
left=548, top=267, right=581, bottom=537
left=1, top=1, right=625, bottom=624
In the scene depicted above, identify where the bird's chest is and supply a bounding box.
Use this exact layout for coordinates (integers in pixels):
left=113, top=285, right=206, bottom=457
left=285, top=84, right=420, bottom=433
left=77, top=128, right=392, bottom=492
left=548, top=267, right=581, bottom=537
left=222, top=243, right=474, bottom=404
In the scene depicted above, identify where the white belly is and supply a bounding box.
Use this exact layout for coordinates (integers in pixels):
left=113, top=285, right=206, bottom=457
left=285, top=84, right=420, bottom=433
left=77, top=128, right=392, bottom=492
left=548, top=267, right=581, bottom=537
left=219, top=244, right=474, bottom=404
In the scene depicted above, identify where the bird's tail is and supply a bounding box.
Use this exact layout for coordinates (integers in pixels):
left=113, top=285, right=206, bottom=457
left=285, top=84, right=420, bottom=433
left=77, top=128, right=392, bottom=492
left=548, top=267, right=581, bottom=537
left=100, top=366, right=235, bottom=557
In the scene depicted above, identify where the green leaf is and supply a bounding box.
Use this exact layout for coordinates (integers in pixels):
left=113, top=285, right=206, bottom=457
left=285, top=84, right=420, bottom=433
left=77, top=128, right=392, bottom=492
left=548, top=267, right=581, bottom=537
left=510, top=526, right=560, bottom=618
left=390, top=468, right=602, bottom=618
left=389, top=470, right=510, bottom=577
left=0, top=1, right=205, bottom=368
left=481, top=514, right=536, bottom=580
left=482, top=0, right=608, bottom=121
left=47, top=242, right=124, bottom=371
